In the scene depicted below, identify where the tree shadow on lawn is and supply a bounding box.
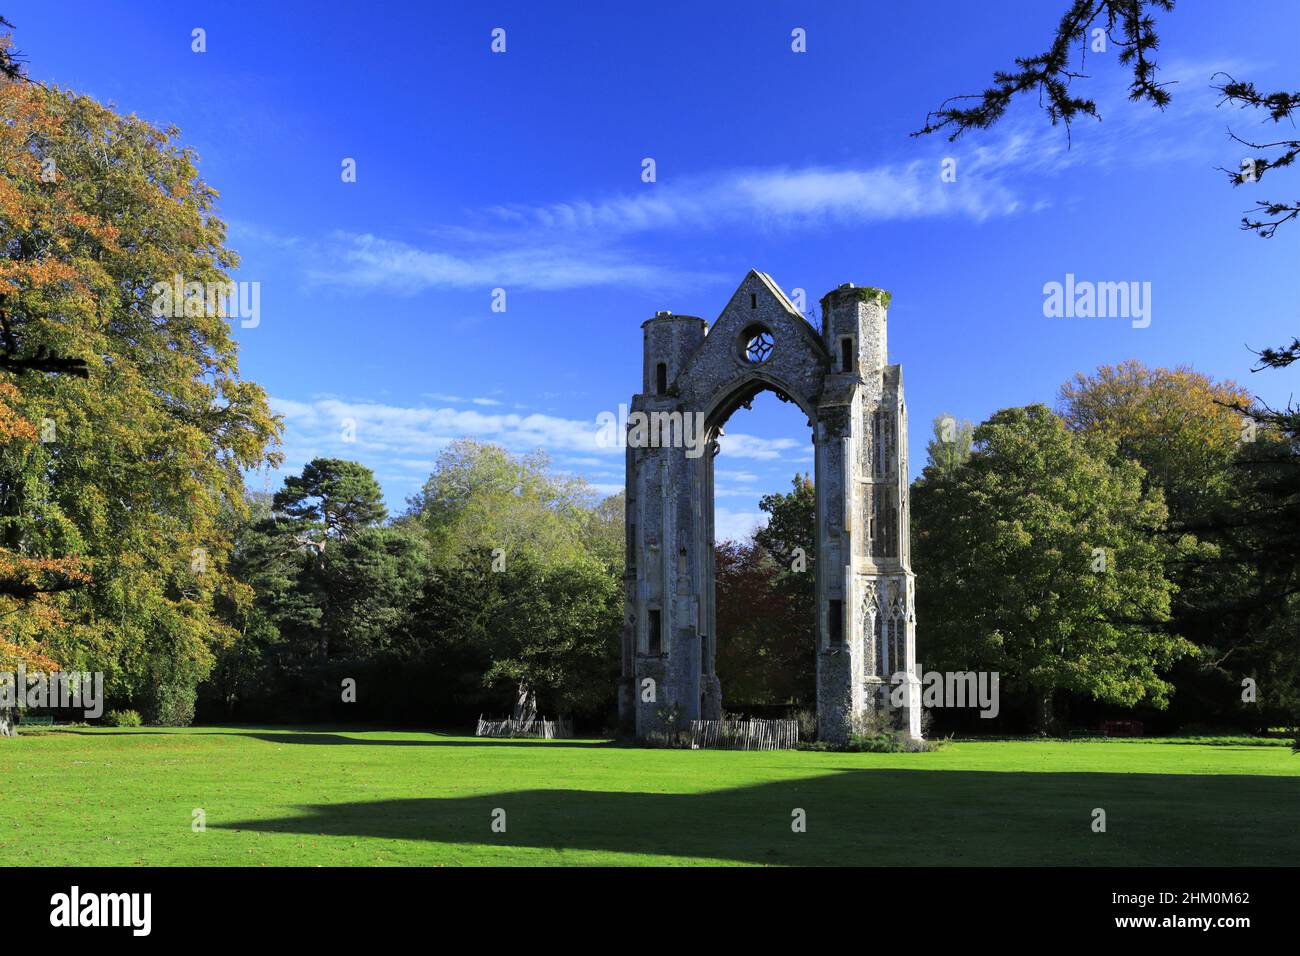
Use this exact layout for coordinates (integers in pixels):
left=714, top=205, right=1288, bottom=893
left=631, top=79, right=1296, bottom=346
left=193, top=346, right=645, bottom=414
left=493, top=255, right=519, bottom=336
left=214, top=767, right=1300, bottom=866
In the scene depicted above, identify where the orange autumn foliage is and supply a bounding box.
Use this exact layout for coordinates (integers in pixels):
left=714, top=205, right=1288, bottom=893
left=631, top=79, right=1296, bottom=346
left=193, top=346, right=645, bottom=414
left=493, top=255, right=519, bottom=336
left=0, top=637, right=59, bottom=671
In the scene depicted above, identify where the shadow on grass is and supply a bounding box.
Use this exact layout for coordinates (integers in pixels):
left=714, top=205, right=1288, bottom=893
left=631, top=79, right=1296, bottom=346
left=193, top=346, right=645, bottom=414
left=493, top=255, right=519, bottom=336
left=214, top=767, right=1300, bottom=866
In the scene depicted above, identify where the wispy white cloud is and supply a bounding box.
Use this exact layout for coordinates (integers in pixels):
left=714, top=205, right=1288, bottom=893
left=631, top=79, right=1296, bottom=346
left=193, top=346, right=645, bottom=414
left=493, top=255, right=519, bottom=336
left=716, top=469, right=760, bottom=483
left=268, top=394, right=792, bottom=505
left=282, top=125, right=1067, bottom=297
left=272, top=396, right=609, bottom=461
left=714, top=507, right=766, bottom=544
left=306, top=232, right=719, bottom=294
left=421, top=392, right=503, bottom=406
left=241, top=59, right=1250, bottom=300
left=717, top=433, right=801, bottom=460
left=714, top=487, right=763, bottom=499
left=480, top=156, right=1027, bottom=238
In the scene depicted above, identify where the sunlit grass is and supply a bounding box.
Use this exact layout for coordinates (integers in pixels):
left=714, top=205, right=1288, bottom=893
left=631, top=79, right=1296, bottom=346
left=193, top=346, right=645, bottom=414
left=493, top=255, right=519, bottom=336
left=4, top=725, right=1296, bottom=866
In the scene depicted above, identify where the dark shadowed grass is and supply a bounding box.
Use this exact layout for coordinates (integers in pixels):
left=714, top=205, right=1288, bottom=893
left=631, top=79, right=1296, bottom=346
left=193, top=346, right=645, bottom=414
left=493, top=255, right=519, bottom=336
left=3, top=726, right=1295, bottom=866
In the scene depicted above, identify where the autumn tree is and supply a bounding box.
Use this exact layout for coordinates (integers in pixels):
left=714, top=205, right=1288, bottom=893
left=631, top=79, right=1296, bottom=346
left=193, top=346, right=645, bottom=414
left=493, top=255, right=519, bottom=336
left=917, top=4, right=1299, bottom=732
left=0, top=380, right=86, bottom=733
left=912, top=405, right=1191, bottom=731
left=0, top=34, right=89, bottom=702
left=1057, top=362, right=1251, bottom=523
left=0, top=637, right=59, bottom=735
left=714, top=539, right=815, bottom=707
left=0, top=31, right=281, bottom=723
left=1059, top=361, right=1298, bottom=727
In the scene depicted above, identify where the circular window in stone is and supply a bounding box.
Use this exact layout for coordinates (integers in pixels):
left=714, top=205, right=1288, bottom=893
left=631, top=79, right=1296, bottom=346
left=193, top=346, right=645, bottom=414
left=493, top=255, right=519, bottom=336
left=741, top=326, right=774, bottom=364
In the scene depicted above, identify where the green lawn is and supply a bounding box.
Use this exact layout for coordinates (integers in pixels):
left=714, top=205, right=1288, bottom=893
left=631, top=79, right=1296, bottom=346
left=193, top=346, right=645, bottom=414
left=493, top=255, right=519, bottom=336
left=4, top=726, right=1296, bottom=866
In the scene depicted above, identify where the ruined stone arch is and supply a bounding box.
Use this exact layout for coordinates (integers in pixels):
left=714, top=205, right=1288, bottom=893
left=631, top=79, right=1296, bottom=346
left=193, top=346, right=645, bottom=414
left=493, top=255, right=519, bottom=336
left=701, top=372, right=818, bottom=437
left=620, top=270, right=921, bottom=742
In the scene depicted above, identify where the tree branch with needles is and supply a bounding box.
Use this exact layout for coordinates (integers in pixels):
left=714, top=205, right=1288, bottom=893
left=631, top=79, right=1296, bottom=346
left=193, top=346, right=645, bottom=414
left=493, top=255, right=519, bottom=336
left=913, top=0, right=1175, bottom=144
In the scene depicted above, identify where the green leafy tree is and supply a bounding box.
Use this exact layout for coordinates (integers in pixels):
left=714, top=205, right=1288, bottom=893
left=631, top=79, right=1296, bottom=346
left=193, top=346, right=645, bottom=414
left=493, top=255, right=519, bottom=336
left=407, top=548, right=512, bottom=719
left=1059, top=362, right=1298, bottom=728
left=913, top=404, right=1192, bottom=731
left=921, top=413, right=974, bottom=481
left=321, top=526, right=428, bottom=659
left=1203, top=431, right=1300, bottom=728
left=405, top=439, right=592, bottom=570
left=580, top=490, right=625, bottom=573
left=265, top=459, right=422, bottom=662
left=397, top=442, right=632, bottom=721
left=754, top=473, right=814, bottom=570
left=914, top=1, right=1300, bottom=738
left=482, top=552, right=621, bottom=717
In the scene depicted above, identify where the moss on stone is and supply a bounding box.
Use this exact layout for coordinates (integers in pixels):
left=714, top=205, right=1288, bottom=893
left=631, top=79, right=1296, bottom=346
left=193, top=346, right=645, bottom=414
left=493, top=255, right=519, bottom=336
left=849, top=286, right=891, bottom=309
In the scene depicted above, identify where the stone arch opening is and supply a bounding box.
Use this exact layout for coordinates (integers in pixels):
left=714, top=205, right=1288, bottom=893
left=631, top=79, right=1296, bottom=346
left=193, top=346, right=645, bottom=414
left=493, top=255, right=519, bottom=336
left=706, top=386, right=817, bottom=718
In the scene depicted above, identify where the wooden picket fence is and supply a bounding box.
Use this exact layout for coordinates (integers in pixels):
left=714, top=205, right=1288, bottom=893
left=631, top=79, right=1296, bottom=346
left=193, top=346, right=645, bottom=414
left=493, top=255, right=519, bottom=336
left=475, top=715, right=573, bottom=739
left=689, top=718, right=798, bottom=751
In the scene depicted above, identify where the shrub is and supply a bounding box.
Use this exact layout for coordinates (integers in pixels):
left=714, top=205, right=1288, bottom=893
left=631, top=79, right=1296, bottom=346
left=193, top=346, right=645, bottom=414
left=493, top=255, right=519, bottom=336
left=103, top=709, right=142, bottom=728
left=796, top=709, right=947, bottom=753
left=795, top=708, right=818, bottom=741
left=641, top=702, right=692, bottom=747
left=147, top=681, right=196, bottom=727
left=849, top=730, right=910, bottom=753
left=795, top=740, right=835, bottom=752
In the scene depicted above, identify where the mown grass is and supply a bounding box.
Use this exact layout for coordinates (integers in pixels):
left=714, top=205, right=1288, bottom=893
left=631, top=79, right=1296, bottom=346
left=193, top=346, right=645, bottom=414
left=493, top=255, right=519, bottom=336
left=3, top=726, right=1296, bottom=866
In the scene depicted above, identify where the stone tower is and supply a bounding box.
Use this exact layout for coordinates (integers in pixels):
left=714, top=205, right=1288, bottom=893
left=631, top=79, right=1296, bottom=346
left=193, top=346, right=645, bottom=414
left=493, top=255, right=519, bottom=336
left=620, top=272, right=920, bottom=742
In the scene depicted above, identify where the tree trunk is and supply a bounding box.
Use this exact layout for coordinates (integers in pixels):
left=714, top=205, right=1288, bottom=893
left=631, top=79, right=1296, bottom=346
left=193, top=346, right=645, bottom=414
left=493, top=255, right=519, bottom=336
left=1035, top=690, right=1055, bottom=735
left=0, top=705, right=16, bottom=737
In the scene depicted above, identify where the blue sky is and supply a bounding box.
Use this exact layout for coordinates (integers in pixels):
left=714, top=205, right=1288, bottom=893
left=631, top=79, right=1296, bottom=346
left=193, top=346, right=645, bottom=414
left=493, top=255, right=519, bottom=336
left=13, top=1, right=1300, bottom=540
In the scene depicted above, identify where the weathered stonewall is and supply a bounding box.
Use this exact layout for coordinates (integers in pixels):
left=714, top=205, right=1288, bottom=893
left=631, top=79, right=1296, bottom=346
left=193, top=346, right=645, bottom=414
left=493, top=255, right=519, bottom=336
left=620, top=272, right=921, bottom=743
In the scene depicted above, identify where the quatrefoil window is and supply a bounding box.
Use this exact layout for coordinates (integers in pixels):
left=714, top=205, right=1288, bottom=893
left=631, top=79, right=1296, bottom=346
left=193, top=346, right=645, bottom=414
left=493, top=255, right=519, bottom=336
left=742, top=328, right=774, bottom=364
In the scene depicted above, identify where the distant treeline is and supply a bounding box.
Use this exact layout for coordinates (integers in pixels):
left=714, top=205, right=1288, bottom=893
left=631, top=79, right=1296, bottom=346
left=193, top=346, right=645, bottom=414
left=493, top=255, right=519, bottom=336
left=0, top=49, right=1294, bottom=737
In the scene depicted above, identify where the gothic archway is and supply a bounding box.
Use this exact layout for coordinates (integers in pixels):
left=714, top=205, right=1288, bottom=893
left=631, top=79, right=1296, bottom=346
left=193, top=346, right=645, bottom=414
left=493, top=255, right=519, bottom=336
left=620, top=271, right=920, bottom=743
